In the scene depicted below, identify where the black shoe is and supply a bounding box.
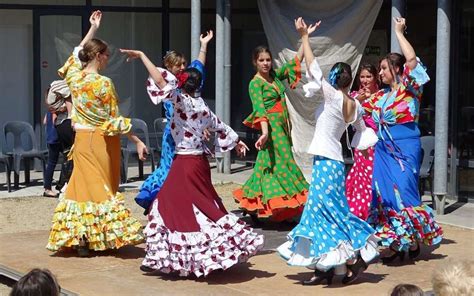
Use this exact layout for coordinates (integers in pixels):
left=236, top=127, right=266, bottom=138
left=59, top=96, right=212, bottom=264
left=408, top=242, right=421, bottom=259
left=140, top=265, right=155, bottom=273
left=342, top=257, right=367, bottom=285
left=381, top=242, right=405, bottom=264
left=381, top=250, right=405, bottom=264
left=302, top=268, right=335, bottom=286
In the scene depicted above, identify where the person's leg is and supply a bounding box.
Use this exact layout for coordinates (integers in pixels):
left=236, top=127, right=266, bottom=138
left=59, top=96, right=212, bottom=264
left=44, top=143, right=61, bottom=196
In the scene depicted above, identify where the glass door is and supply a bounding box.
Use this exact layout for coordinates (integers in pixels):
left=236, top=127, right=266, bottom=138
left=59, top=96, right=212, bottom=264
left=32, top=12, right=82, bottom=150
left=39, top=14, right=82, bottom=124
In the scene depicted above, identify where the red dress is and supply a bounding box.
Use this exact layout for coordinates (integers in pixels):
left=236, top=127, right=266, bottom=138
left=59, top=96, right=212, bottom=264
left=345, top=91, right=378, bottom=220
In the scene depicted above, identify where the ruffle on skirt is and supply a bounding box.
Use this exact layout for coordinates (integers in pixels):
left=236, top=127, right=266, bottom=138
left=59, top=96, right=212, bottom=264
left=46, top=193, right=144, bottom=251
left=278, top=234, right=380, bottom=271
left=142, top=202, right=264, bottom=277
left=233, top=188, right=307, bottom=221
left=368, top=203, right=443, bottom=251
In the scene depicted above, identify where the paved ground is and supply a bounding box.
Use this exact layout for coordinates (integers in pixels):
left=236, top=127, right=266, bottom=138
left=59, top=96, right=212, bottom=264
left=0, top=163, right=473, bottom=295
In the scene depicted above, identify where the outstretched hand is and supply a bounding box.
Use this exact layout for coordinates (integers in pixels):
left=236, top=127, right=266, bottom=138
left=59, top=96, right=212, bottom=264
left=295, top=17, right=321, bottom=37
left=90, top=10, right=102, bottom=28
left=393, top=17, right=406, bottom=34
left=236, top=140, right=250, bottom=158
left=119, top=49, right=143, bottom=62
left=200, top=30, right=214, bottom=44
left=307, top=20, right=321, bottom=35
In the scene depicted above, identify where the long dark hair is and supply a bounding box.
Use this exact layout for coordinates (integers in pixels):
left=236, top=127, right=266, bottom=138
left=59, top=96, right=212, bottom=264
left=357, top=63, right=380, bottom=90
left=381, top=52, right=406, bottom=83
left=252, top=45, right=275, bottom=76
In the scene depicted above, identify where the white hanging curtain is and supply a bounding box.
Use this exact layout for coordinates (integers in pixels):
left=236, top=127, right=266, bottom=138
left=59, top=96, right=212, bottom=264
left=257, top=0, right=383, bottom=170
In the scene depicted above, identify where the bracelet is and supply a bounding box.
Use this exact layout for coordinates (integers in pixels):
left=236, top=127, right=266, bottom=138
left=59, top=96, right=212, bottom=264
left=200, top=49, right=207, bottom=53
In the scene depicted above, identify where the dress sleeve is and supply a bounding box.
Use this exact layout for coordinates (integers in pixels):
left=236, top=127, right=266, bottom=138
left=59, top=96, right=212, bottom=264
left=303, top=59, right=337, bottom=102
left=99, top=79, right=132, bottom=135
left=188, top=59, right=206, bottom=90
left=243, top=79, right=269, bottom=130
left=351, top=101, right=378, bottom=150
left=58, top=46, right=83, bottom=82
left=146, top=68, right=178, bottom=105
left=402, top=58, right=430, bottom=98
left=273, top=57, right=302, bottom=89
left=206, top=109, right=239, bottom=153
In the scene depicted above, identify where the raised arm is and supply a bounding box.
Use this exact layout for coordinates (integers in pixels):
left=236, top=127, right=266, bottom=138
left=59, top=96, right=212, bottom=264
left=80, top=11, right=101, bottom=47
left=197, top=30, right=213, bottom=66
left=120, top=49, right=167, bottom=89
left=394, top=17, right=417, bottom=70
left=295, top=18, right=320, bottom=68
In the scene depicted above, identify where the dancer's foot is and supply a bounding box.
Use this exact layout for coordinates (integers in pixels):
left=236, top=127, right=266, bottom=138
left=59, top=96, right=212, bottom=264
left=342, top=256, right=367, bottom=285
left=302, top=268, right=334, bottom=286
left=77, top=235, right=89, bottom=257
left=408, top=241, right=421, bottom=259
left=139, top=265, right=155, bottom=273
left=43, top=189, right=58, bottom=198
left=381, top=241, right=405, bottom=264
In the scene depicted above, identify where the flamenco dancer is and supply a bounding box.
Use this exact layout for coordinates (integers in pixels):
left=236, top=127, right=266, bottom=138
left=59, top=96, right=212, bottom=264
left=365, top=17, right=442, bottom=262
left=132, top=31, right=213, bottom=214
left=47, top=11, right=145, bottom=255
left=233, top=39, right=311, bottom=222
left=121, top=48, right=264, bottom=277
left=345, top=63, right=380, bottom=220
left=278, top=18, right=380, bottom=285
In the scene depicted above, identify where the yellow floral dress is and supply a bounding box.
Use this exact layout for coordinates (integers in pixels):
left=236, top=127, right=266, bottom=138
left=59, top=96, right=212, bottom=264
left=46, top=46, right=143, bottom=252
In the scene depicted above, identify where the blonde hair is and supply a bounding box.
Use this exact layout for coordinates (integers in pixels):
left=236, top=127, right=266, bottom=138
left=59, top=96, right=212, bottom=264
left=163, top=51, right=186, bottom=70
left=432, top=260, right=474, bottom=296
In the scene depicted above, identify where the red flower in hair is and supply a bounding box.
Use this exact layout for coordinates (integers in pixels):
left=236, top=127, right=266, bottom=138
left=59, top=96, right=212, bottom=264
left=176, top=71, right=189, bottom=88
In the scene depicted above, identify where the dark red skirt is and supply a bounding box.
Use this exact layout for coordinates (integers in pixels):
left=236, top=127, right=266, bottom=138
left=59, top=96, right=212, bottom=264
left=155, top=154, right=228, bottom=232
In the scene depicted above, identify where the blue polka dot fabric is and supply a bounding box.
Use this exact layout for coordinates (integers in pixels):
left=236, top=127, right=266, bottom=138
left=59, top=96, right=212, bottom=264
left=135, top=101, right=175, bottom=212
left=278, top=156, right=378, bottom=270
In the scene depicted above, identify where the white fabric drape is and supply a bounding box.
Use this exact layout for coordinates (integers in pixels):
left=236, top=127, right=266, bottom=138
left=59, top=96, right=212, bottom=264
left=257, top=0, right=383, bottom=170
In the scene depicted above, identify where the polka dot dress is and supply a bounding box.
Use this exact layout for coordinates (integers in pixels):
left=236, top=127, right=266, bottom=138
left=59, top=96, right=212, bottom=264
left=345, top=147, right=374, bottom=220
left=279, top=156, right=377, bottom=269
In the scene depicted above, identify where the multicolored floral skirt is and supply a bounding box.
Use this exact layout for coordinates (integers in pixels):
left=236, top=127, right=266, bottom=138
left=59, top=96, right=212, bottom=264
left=278, top=156, right=379, bottom=271
left=143, top=155, right=264, bottom=277
left=345, top=147, right=374, bottom=220
left=47, top=130, right=143, bottom=251
left=368, top=123, right=443, bottom=251
left=233, top=111, right=308, bottom=221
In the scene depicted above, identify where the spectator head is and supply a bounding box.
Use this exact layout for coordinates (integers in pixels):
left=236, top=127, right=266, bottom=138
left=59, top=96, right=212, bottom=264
left=390, top=283, right=424, bottom=296
left=432, top=260, right=474, bottom=296
left=10, top=268, right=60, bottom=296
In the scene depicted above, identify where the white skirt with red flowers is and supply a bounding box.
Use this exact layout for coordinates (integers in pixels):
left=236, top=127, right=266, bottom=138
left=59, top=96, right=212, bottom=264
left=142, top=200, right=264, bottom=277
left=141, top=154, right=264, bottom=277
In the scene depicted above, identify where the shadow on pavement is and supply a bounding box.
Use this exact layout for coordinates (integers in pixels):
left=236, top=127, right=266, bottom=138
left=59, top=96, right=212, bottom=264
left=142, top=262, right=277, bottom=284
left=50, top=245, right=145, bottom=260
left=285, top=271, right=387, bottom=287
